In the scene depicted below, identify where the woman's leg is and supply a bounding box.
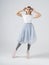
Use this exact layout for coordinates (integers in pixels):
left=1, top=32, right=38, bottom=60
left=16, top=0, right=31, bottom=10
left=12, top=42, right=21, bottom=58
left=27, top=43, right=31, bottom=58
left=27, top=43, right=31, bottom=51
left=16, top=43, right=21, bottom=51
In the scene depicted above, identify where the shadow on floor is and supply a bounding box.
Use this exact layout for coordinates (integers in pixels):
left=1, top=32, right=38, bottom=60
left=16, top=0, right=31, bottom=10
left=12, top=52, right=49, bottom=59
left=30, top=53, right=49, bottom=58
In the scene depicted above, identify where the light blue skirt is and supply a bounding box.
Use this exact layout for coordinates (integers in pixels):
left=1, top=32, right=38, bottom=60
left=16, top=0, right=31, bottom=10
left=17, top=23, right=37, bottom=44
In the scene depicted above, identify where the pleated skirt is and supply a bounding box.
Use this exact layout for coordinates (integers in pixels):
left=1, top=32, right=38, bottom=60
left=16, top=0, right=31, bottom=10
left=17, top=23, right=37, bottom=44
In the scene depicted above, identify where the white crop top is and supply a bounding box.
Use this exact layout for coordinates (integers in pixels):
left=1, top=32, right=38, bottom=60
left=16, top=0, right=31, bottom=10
left=22, top=13, right=33, bottom=23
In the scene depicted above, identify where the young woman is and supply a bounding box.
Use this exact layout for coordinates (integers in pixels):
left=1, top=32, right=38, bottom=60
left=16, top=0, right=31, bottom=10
left=12, top=6, right=41, bottom=58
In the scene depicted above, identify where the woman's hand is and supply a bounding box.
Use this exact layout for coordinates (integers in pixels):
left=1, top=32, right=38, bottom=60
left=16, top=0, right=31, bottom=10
left=16, top=9, right=24, bottom=17
left=33, top=9, right=41, bottom=18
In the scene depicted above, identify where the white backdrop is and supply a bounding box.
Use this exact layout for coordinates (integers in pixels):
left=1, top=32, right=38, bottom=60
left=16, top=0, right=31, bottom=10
left=0, top=0, right=49, bottom=58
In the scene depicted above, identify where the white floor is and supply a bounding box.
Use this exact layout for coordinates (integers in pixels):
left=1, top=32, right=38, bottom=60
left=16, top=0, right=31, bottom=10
left=0, top=53, right=49, bottom=65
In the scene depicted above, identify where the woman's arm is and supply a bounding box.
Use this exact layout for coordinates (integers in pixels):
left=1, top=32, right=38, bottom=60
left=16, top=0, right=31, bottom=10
left=16, top=10, right=24, bottom=17
left=33, top=9, right=41, bottom=18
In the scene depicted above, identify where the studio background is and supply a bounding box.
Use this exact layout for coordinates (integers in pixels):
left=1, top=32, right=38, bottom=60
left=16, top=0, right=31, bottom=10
left=0, top=0, right=49, bottom=65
